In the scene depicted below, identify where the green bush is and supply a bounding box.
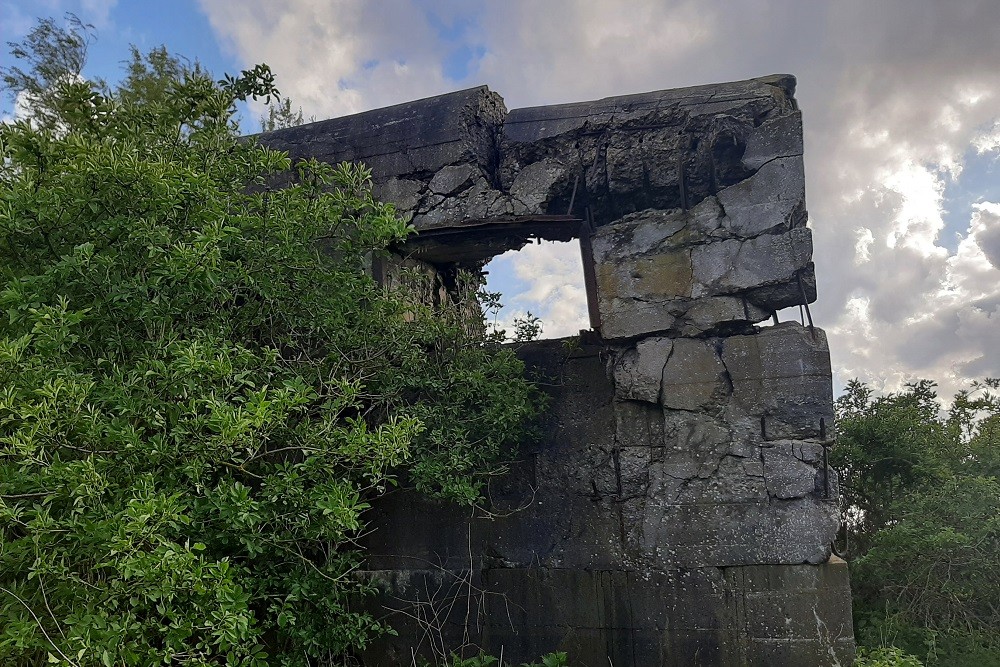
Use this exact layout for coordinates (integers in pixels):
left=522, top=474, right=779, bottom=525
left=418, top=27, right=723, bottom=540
left=855, top=646, right=924, bottom=667
left=0, top=18, right=539, bottom=667
left=835, top=379, right=1000, bottom=666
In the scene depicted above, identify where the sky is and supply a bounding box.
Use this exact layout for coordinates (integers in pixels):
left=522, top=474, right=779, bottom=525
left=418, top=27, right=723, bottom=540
left=2, top=0, right=1000, bottom=401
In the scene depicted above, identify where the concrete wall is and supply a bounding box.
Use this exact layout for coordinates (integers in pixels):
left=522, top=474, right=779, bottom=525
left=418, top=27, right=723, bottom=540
left=260, top=74, right=855, bottom=666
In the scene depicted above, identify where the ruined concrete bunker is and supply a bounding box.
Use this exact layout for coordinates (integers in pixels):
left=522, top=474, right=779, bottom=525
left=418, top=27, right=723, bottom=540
left=260, top=74, right=855, bottom=667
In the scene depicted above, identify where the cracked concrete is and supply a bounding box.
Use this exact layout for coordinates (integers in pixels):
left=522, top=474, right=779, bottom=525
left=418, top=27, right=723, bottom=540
left=260, top=74, right=854, bottom=667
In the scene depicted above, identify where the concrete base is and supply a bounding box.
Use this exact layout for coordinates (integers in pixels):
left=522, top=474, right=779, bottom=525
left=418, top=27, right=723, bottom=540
left=359, top=557, right=854, bottom=666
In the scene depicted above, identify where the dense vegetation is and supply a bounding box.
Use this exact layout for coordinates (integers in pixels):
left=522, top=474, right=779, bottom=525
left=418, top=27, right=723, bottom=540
left=0, top=17, right=539, bottom=666
left=835, top=379, right=1000, bottom=667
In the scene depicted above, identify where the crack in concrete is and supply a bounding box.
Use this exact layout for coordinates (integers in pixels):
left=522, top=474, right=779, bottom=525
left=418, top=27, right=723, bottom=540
left=813, top=604, right=844, bottom=667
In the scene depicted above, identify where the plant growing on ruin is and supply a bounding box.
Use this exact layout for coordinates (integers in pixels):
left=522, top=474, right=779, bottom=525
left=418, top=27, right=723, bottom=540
left=431, top=651, right=567, bottom=667
left=259, top=96, right=310, bottom=132
left=0, top=16, right=540, bottom=666
left=511, top=312, right=543, bottom=343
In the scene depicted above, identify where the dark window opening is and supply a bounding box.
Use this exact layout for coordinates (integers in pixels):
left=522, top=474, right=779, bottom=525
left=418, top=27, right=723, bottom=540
left=392, top=215, right=598, bottom=342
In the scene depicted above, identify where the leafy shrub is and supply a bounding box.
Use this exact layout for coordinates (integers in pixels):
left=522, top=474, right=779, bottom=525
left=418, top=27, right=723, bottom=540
left=835, top=379, right=1000, bottom=666
left=855, top=646, right=924, bottom=667
left=0, top=18, right=540, bottom=667
left=522, top=652, right=568, bottom=667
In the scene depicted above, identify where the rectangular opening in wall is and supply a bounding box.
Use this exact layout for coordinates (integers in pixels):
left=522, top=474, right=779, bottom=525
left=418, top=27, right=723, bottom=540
left=482, top=239, right=590, bottom=341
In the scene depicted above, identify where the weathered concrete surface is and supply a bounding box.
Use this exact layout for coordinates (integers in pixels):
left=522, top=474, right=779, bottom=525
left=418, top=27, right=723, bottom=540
left=362, top=341, right=838, bottom=570
left=259, top=86, right=505, bottom=210
left=261, top=76, right=815, bottom=340
left=259, top=75, right=853, bottom=666
left=362, top=558, right=853, bottom=667
left=358, top=340, right=850, bottom=665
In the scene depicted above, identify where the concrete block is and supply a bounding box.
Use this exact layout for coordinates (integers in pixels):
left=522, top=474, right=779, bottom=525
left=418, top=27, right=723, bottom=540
left=723, top=323, right=835, bottom=439
left=612, top=337, right=673, bottom=402
left=661, top=339, right=729, bottom=411
left=691, top=227, right=813, bottom=300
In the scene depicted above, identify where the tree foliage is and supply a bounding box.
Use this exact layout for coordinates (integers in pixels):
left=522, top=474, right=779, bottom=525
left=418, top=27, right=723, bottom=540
left=259, top=97, right=308, bottom=133
left=834, top=379, right=1000, bottom=666
left=855, top=646, right=925, bottom=667
left=117, top=45, right=209, bottom=108
left=0, top=17, right=539, bottom=667
left=0, top=14, right=101, bottom=129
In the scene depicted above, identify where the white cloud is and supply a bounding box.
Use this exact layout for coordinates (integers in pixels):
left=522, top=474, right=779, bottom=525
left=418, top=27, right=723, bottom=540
left=880, top=161, right=947, bottom=256
left=197, top=0, right=456, bottom=119
left=971, top=203, right=1000, bottom=269
left=854, top=228, right=874, bottom=263
left=197, top=0, right=1000, bottom=398
left=486, top=241, right=589, bottom=340
left=79, top=0, right=117, bottom=27
left=0, top=90, right=32, bottom=124
left=974, top=121, right=1000, bottom=154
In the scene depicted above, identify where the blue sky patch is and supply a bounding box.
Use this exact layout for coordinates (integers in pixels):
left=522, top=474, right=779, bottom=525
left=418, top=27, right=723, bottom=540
left=941, top=147, right=1000, bottom=252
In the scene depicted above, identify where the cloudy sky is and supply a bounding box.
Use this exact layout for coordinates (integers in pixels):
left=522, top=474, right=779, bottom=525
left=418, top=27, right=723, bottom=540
left=3, top=0, right=1000, bottom=399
